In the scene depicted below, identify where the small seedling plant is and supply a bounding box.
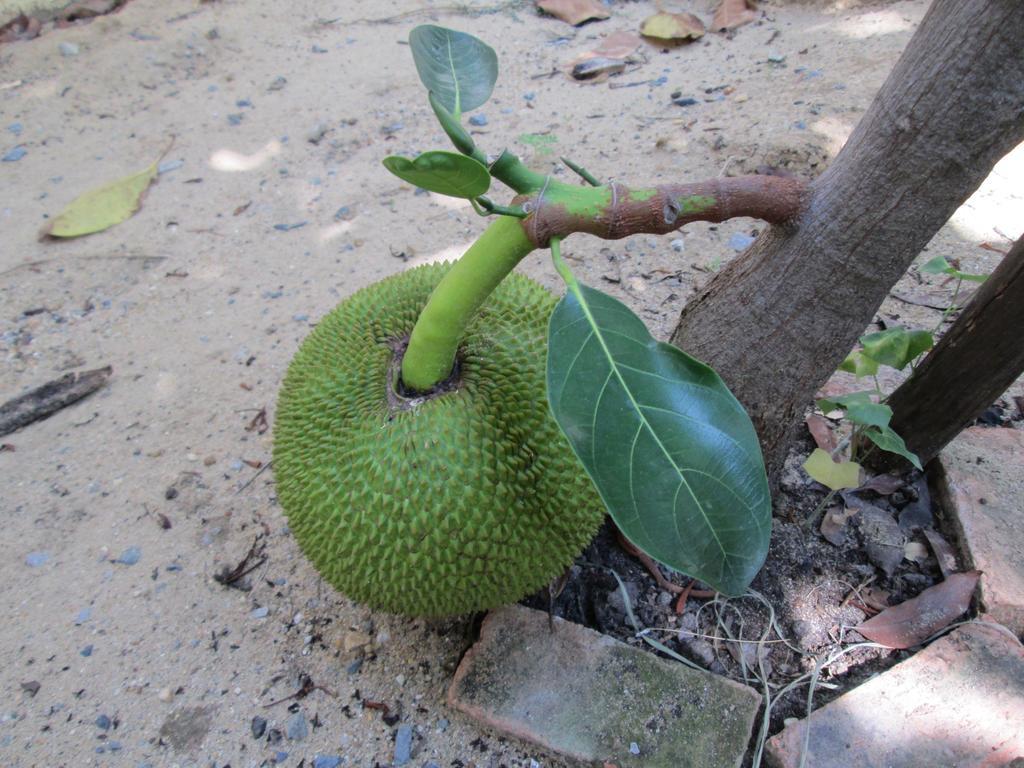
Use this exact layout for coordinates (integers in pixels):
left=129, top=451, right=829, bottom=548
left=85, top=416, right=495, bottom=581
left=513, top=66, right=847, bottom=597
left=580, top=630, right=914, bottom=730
left=378, top=25, right=792, bottom=597
left=276, top=25, right=812, bottom=615
left=803, top=255, right=989, bottom=495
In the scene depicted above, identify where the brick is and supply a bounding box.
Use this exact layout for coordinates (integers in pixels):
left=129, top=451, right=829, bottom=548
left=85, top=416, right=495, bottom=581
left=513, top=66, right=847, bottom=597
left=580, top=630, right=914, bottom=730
left=939, top=426, right=1024, bottom=634
left=447, top=605, right=760, bottom=768
left=765, top=623, right=1024, bottom=768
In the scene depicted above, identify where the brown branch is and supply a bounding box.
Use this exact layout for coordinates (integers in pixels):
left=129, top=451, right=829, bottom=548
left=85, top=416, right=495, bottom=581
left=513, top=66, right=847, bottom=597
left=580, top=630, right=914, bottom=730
left=516, top=175, right=807, bottom=248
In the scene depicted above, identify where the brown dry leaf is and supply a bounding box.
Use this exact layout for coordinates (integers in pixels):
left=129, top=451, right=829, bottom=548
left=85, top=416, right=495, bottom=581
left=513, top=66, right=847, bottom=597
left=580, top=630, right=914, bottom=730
left=594, top=31, right=643, bottom=59
left=537, top=0, right=610, bottom=26
left=923, top=529, right=959, bottom=578
left=855, top=473, right=905, bottom=495
left=711, top=0, right=758, bottom=32
left=819, top=505, right=854, bottom=547
left=805, top=414, right=837, bottom=453
left=640, top=12, right=705, bottom=43
left=855, top=571, right=980, bottom=648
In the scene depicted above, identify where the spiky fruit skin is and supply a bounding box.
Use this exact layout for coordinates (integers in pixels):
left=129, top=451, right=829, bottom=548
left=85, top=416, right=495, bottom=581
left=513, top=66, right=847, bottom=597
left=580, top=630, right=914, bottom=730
left=273, top=263, right=603, bottom=616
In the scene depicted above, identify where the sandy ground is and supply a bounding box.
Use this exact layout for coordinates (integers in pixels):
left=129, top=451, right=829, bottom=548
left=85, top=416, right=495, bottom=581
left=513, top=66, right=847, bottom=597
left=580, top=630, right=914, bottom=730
left=1, top=1, right=1021, bottom=766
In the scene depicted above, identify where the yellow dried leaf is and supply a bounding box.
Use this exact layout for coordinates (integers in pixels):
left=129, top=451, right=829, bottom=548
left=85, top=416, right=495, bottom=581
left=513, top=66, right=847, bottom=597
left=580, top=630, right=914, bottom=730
left=536, top=0, right=610, bottom=27
left=803, top=448, right=862, bottom=491
left=46, top=160, right=159, bottom=238
left=640, top=12, right=705, bottom=42
left=711, top=0, right=758, bottom=32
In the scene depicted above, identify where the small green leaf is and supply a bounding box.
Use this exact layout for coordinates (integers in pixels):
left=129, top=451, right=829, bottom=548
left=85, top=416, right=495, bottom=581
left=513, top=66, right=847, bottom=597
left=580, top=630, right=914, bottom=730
left=860, top=327, right=934, bottom=371
left=409, top=25, right=498, bottom=118
left=381, top=151, right=490, bottom=199
left=547, top=279, right=771, bottom=596
left=428, top=92, right=477, bottom=157
left=803, top=448, right=862, bottom=491
left=46, top=159, right=158, bottom=238
left=920, top=255, right=953, bottom=274
left=838, top=350, right=879, bottom=378
left=920, top=254, right=988, bottom=283
left=863, top=425, right=922, bottom=470
left=817, top=390, right=874, bottom=413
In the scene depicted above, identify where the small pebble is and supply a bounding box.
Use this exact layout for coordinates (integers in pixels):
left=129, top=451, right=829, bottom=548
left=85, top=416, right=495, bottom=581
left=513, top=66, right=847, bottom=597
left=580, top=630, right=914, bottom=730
left=523, top=92, right=535, bottom=101
left=767, top=53, right=786, bottom=63
left=158, top=687, right=173, bottom=703
left=313, top=758, right=342, bottom=768
left=293, top=313, right=309, bottom=323
left=311, top=45, right=328, bottom=53
left=728, top=232, right=756, bottom=251
left=345, top=658, right=363, bottom=675
left=236, top=98, right=253, bottom=108
left=108, top=740, right=122, bottom=751
left=158, top=159, right=184, bottom=175
left=251, top=715, right=267, bottom=739
left=273, top=222, right=307, bottom=232
left=80, top=645, right=94, bottom=657
left=670, top=238, right=685, bottom=253
left=629, top=742, right=641, bottom=755
left=25, top=552, right=49, bottom=567
left=2, top=146, right=27, bottom=162
left=6, top=123, right=22, bottom=135
left=274, top=752, right=289, bottom=764
left=393, top=724, right=414, bottom=766
left=75, top=607, right=92, bottom=625
left=672, top=97, right=698, bottom=107
left=59, top=42, right=79, bottom=57
left=436, top=718, right=449, bottom=732
left=468, top=114, right=488, bottom=126
left=227, top=113, right=244, bottom=126
left=286, top=712, right=308, bottom=741
left=268, top=76, right=287, bottom=91
left=116, top=546, right=141, bottom=565
left=250, top=606, right=269, bottom=620
left=95, top=714, right=111, bottom=730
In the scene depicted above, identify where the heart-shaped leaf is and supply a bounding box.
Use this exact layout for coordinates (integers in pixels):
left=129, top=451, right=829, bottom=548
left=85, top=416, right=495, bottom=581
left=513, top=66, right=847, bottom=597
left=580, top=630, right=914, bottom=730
left=803, top=448, right=862, bottom=491
left=382, top=151, right=490, bottom=199
left=863, top=425, right=922, bottom=469
left=409, top=25, right=498, bottom=118
left=859, top=327, right=934, bottom=371
left=547, top=280, right=770, bottom=596
left=817, top=391, right=891, bottom=429
left=920, top=254, right=988, bottom=283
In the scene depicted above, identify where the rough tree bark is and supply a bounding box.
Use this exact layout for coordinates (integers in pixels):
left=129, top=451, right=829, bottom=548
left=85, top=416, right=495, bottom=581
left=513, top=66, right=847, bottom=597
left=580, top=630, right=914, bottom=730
left=880, top=234, right=1024, bottom=467
left=669, top=0, right=1024, bottom=483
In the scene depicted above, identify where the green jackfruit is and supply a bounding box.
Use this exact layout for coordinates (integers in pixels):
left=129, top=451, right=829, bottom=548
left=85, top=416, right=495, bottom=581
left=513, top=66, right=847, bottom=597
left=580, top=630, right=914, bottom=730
left=273, top=263, right=603, bottom=616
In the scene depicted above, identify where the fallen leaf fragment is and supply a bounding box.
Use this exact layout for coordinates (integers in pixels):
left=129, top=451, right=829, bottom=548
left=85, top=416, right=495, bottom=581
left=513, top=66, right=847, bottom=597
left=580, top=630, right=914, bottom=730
left=819, top=505, right=854, bottom=546
left=640, top=12, right=705, bottom=42
left=46, top=158, right=160, bottom=238
left=805, top=413, right=837, bottom=452
left=711, top=0, right=757, bottom=32
left=855, top=570, right=980, bottom=648
left=856, top=473, right=905, bottom=495
left=593, top=31, right=642, bottom=59
left=923, top=529, right=958, bottom=578
left=568, top=32, right=642, bottom=82
left=803, top=448, right=862, bottom=491
left=537, top=0, right=609, bottom=26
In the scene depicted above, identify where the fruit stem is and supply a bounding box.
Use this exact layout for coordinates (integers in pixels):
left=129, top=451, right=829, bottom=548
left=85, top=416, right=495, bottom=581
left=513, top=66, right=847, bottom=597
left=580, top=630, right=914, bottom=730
left=401, top=215, right=535, bottom=392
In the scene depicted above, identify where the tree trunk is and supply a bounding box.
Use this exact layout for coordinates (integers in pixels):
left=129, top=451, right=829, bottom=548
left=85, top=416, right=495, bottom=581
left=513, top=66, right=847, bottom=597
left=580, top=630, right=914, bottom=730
left=669, top=0, right=1024, bottom=483
left=879, top=235, right=1024, bottom=467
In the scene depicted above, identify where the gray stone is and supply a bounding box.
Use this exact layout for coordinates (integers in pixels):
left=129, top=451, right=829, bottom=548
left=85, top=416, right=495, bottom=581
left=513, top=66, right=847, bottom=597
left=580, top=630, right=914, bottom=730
left=448, top=605, right=760, bottom=767
left=766, top=623, right=1024, bottom=767
left=938, top=427, right=1024, bottom=634
left=393, top=723, right=413, bottom=765
left=285, top=712, right=308, bottom=741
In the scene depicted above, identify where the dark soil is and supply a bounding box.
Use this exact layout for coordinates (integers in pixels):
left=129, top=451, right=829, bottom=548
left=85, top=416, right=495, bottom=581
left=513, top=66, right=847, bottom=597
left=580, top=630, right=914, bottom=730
left=521, top=428, right=975, bottom=761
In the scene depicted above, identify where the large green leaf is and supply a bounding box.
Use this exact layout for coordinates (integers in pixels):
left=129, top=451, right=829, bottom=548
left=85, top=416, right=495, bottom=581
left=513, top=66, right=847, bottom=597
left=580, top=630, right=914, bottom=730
left=546, top=281, right=771, bottom=596
left=382, top=151, right=490, bottom=199
left=859, top=327, right=933, bottom=371
left=409, top=25, right=498, bottom=118
left=838, top=350, right=879, bottom=378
